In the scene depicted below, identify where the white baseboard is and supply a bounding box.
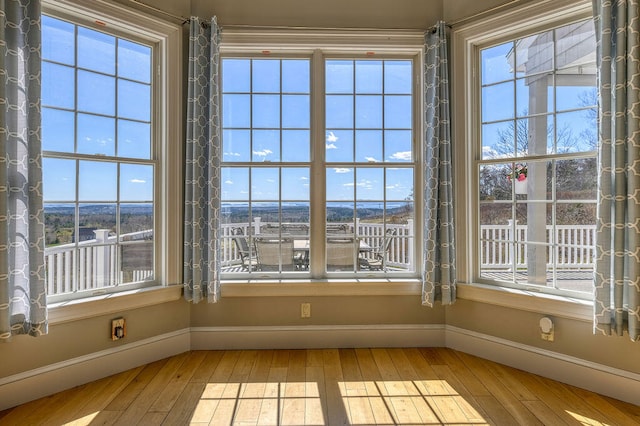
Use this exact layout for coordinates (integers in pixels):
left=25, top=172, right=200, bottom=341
left=190, top=324, right=446, bottom=350
left=2, top=324, right=639, bottom=411
left=0, top=329, right=190, bottom=411
left=445, top=326, right=640, bottom=406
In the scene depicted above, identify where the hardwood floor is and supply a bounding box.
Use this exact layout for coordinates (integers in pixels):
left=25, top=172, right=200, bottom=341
left=1, top=348, right=638, bottom=425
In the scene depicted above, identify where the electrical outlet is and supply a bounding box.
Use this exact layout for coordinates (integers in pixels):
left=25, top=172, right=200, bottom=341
left=111, top=318, right=126, bottom=340
left=541, top=331, right=554, bottom=341
left=301, top=303, right=311, bottom=318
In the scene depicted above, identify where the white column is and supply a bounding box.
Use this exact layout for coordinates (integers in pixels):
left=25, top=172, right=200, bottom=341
left=94, top=229, right=111, bottom=288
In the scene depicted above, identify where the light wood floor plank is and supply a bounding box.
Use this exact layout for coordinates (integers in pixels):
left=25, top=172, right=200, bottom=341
left=2, top=347, right=638, bottom=426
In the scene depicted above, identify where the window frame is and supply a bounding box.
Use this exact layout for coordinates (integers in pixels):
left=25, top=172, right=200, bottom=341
left=42, top=0, right=182, bottom=304
left=452, top=0, right=596, bottom=301
left=219, top=32, right=425, bottom=282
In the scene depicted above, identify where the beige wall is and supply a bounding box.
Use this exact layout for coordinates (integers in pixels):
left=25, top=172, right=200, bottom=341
left=0, top=300, right=190, bottom=378
left=447, top=299, right=640, bottom=374
left=190, top=295, right=444, bottom=327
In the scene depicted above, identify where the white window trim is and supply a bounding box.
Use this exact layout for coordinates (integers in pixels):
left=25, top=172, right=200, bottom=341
left=43, top=0, right=183, bottom=317
left=451, top=0, right=595, bottom=315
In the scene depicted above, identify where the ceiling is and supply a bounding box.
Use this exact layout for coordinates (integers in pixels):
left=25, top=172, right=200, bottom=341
left=114, top=0, right=529, bottom=29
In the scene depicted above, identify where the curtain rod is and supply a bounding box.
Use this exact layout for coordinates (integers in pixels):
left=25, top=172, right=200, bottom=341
left=128, top=0, right=190, bottom=24
left=449, top=0, right=522, bottom=26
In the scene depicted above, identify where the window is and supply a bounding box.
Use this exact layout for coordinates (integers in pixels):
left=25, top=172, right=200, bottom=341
left=41, top=2, right=181, bottom=303
left=221, top=54, right=417, bottom=278
left=476, top=19, right=597, bottom=297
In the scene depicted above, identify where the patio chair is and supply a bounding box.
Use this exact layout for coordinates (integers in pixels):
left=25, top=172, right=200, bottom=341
left=231, top=227, right=258, bottom=271
left=326, top=238, right=357, bottom=271
left=360, top=228, right=396, bottom=271
left=255, top=238, right=295, bottom=272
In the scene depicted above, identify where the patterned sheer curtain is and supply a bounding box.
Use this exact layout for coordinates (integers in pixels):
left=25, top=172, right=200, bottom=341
left=184, top=17, right=222, bottom=303
left=0, top=0, right=47, bottom=340
left=593, top=0, right=640, bottom=340
left=422, top=21, right=456, bottom=306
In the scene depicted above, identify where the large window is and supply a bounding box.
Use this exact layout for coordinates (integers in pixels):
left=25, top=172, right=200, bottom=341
left=477, top=19, right=597, bottom=297
left=221, top=55, right=417, bottom=278
left=42, top=14, right=157, bottom=300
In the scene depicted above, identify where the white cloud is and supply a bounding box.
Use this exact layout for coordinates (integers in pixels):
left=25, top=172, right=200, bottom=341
left=365, top=157, right=378, bottom=163
left=225, top=152, right=241, bottom=157
left=326, top=131, right=339, bottom=143
left=225, top=179, right=233, bottom=184
left=130, top=179, right=146, bottom=183
left=390, top=151, right=412, bottom=161
left=326, top=143, right=337, bottom=150
left=333, top=168, right=351, bottom=174
left=266, top=179, right=275, bottom=183
left=252, top=149, right=273, bottom=157
left=300, top=176, right=308, bottom=180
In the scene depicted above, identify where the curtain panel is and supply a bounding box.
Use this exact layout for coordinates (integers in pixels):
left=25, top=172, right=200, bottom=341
left=593, top=0, right=640, bottom=340
left=184, top=17, right=222, bottom=303
left=422, top=22, right=456, bottom=306
left=0, top=0, right=47, bottom=340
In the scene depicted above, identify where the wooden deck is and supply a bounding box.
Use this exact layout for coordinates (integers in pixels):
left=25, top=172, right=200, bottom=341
left=1, top=348, right=638, bottom=425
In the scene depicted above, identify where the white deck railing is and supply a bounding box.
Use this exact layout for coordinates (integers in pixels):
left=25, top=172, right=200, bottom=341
left=480, top=223, right=596, bottom=269
left=44, top=222, right=596, bottom=296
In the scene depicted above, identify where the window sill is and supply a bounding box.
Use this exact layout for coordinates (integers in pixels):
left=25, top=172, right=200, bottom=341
left=221, top=279, right=422, bottom=297
left=456, top=282, right=593, bottom=322
left=48, top=285, right=183, bottom=325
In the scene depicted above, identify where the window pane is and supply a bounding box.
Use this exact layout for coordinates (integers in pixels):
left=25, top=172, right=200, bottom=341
left=384, top=95, right=411, bottom=128
left=252, top=95, right=280, bottom=128
left=44, top=203, right=75, bottom=247
left=252, top=130, right=279, bottom=161
left=556, top=110, right=597, bottom=153
left=356, top=60, right=382, bottom=94
left=120, top=164, right=153, bottom=201
left=481, top=42, right=514, bottom=85
left=43, top=108, right=74, bottom=152
left=556, top=158, right=597, bottom=200
left=326, top=95, right=353, bottom=128
left=556, top=85, right=597, bottom=112
left=222, top=59, right=251, bottom=92
left=555, top=21, right=596, bottom=73
left=78, top=27, right=115, bottom=75
left=79, top=161, right=117, bottom=201
left=325, top=130, right=353, bottom=162
left=43, top=158, right=76, bottom=201
left=77, top=114, right=115, bottom=156
left=482, top=121, right=514, bottom=159
left=118, top=119, right=151, bottom=159
left=355, top=130, right=382, bottom=163
left=282, top=168, right=309, bottom=200
left=223, top=129, right=251, bottom=162
left=118, top=80, right=151, bottom=121
left=355, top=95, right=382, bottom=128
left=282, top=60, right=310, bottom=93
left=221, top=167, right=249, bottom=201
left=384, top=61, right=412, bottom=94
left=118, top=40, right=151, bottom=83
left=252, top=60, right=280, bottom=92
left=78, top=70, right=115, bottom=115
left=42, top=16, right=75, bottom=65
left=251, top=168, right=279, bottom=200
left=482, top=82, right=514, bottom=122
left=385, top=130, right=412, bottom=162
left=356, top=168, right=384, bottom=200
left=326, top=60, right=353, bottom=93
left=516, top=31, right=553, bottom=77
left=282, top=130, right=310, bottom=162
left=282, top=95, right=310, bottom=128
left=223, top=94, right=251, bottom=128
left=386, top=168, right=413, bottom=201
left=516, top=77, right=553, bottom=117
left=326, top=167, right=354, bottom=201
left=42, top=63, right=75, bottom=109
